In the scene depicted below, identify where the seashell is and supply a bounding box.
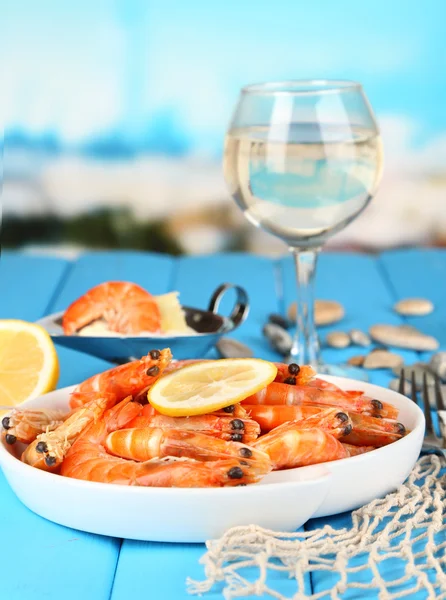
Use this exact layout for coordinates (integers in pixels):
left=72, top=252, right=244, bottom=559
left=347, top=355, right=365, bottom=367
left=268, top=313, right=292, bottom=330
left=429, top=352, right=446, bottom=382
left=262, top=323, right=293, bottom=356
left=216, top=337, right=253, bottom=359
left=350, top=329, right=371, bottom=347
left=288, top=300, right=344, bottom=327
left=394, top=298, right=434, bottom=316
left=369, top=324, right=439, bottom=351
left=392, top=362, right=436, bottom=389
left=363, top=350, right=404, bottom=370
left=326, top=331, right=350, bottom=349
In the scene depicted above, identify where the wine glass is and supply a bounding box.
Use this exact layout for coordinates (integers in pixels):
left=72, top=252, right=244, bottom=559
left=223, top=80, right=383, bottom=378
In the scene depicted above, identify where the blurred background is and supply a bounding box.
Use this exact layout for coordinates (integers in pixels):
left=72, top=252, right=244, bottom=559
left=2, top=0, right=446, bottom=257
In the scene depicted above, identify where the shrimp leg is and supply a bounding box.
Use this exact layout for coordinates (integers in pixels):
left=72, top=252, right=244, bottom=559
left=2, top=408, right=68, bottom=445
left=21, top=393, right=130, bottom=472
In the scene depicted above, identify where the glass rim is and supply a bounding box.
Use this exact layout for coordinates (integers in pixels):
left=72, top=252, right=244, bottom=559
left=241, top=79, right=363, bottom=96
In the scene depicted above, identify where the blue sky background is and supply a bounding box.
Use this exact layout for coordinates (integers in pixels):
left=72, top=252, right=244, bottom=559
left=2, top=0, right=446, bottom=156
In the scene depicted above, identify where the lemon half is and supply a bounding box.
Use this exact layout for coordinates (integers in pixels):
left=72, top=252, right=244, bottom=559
left=0, top=320, right=59, bottom=409
left=147, top=358, right=277, bottom=417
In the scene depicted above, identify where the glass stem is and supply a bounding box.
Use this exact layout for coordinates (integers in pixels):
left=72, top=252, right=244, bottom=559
left=289, top=247, right=321, bottom=367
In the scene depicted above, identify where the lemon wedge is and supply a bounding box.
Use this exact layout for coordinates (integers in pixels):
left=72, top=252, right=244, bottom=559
left=0, top=320, right=59, bottom=410
left=147, top=358, right=277, bottom=416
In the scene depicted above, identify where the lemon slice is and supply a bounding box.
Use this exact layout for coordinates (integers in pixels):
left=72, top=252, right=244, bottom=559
left=0, top=320, right=59, bottom=410
left=147, top=358, right=277, bottom=416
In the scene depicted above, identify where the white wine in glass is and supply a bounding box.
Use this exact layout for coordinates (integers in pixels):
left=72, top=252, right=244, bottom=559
left=223, top=81, right=383, bottom=376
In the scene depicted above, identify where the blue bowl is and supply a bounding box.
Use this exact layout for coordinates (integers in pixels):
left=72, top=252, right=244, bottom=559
left=36, top=283, right=249, bottom=364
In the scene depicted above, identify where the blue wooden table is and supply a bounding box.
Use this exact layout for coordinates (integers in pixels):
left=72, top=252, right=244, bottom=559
left=0, top=248, right=445, bottom=599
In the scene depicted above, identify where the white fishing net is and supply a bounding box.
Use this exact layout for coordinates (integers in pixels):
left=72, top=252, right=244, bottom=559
left=187, top=455, right=446, bottom=599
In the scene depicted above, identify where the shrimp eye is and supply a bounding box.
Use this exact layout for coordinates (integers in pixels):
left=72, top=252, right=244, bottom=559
left=288, top=363, right=300, bottom=375
left=44, top=455, right=57, bottom=467
left=335, top=412, right=349, bottom=423
left=2, top=417, right=11, bottom=430
left=343, top=424, right=353, bottom=436
left=239, top=447, right=252, bottom=458
left=371, top=399, right=383, bottom=411
left=227, top=466, right=244, bottom=479
left=283, top=376, right=297, bottom=385
left=146, top=366, right=160, bottom=377
left=149, top=349, right=161, bottom=360
left=223, top=405, right=235, bottom=413
left=36, top=441, right=48, bottom=454
left=230, top=419, right=245, bottom=430
left=396, top=422, right=406, bottom=434
left=5, top=434, right=16, bottom=445
left=231, top=433, right=243, bottom=442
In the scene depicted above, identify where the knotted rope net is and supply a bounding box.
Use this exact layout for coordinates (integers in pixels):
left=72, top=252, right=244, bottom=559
left=187, top=455, right=446, bottom=599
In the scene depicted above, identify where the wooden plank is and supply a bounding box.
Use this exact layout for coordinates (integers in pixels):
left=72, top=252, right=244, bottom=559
left=0, top=252, right=121, bottom=600
left=112, top=253, right=311, bottom=599
left=0, top=252, right=70, bottom=320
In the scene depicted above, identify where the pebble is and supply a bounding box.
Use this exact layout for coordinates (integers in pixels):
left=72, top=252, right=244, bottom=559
left=369, top=324, right=439, bottom=351
left=347, top=355, right=365, bottom=367
left=262, top=323, right=293, bottom=356
left=216, top=337, right=253, bottom=359
left=394, top=298, right=434, bottom=317
left=326, top=331, right=350, bottom=349
left=363, top=350, right=404, bottom=370
left=429, top=352, right=446, bottom=382
left=268, top=313, right=292, bottom=330
left=350, top=329, right=371, bottom=347
left=288, top=300, right=344, bottom=327
left=392, top=362, right=436, bottom=388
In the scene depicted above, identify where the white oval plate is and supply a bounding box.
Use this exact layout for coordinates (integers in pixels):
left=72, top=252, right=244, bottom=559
left=0, top=376, right=424, bottom=542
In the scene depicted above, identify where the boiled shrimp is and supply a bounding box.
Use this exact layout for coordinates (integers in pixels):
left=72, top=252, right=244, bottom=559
left=254, top=422, right=349, bottom=470
left=126, top=403, right=260, bottom=443
left=341, top=413, right=406, bottom=447
left=243, top=381, right=398, bottom=419
left=61, top=397, right=269, bottom=487
left=2, top=408, right=67, bottom=445
left=69, top=348, right=172, bottom=409
left=243, top=404, right=324, bottom=432
left=105, top=426, right=270, bottom=470
left=62, top=281, right=161, bottom=335
left=245, top=404, right=406, bottom=447
left=21, top=393, right=122, bottom=472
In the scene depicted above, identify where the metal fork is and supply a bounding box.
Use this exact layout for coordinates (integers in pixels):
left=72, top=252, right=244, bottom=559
left=399, top=368, right=446, bottom=459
